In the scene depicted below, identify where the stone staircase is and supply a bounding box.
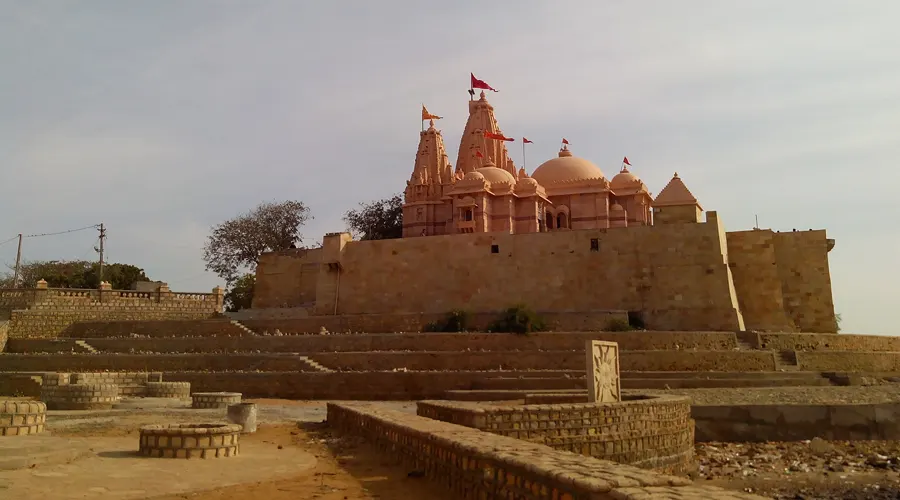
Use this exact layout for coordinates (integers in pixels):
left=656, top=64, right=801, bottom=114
left=73, top=340, right=98, bottom=354
left=298, top=355, right=333, bottom=373
left=776, top=350, right=801, bottom=371
left=229, top=320, right=257, bottom=336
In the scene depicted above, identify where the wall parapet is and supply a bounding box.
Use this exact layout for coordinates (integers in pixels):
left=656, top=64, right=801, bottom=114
left=417, top=395, right=695, bottom=474
left=327, top=402, right=766, bottom=500
left=2, top=286, right=224, bottom=340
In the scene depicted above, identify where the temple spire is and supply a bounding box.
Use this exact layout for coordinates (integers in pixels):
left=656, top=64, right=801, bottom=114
left=455, top=92, right=516, bottom=177
left=405, top=118, right=453, bottom=205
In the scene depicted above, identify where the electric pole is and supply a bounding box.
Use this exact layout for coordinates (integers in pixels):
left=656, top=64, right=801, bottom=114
left=98, top=223, right=106, bottom=286
left=12, top=234, right=22, bottom=288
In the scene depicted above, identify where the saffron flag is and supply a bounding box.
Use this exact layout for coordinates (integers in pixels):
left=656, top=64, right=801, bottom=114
left=422, top=105, right=442, bottom=121
left=523, top=137, right=533, bottom=144
left=471, top=73, right=498, bottom=92
left=562, top=138, right=569, bottom=145
left=475, top=150, right=484, bottom=158
left=484, top=131, right=514, bottom=142
left=623, top=156, right=631, bottom=166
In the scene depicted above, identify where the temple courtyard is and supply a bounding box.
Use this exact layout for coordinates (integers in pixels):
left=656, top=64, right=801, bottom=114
left=0, top=392, right=899, bottom=500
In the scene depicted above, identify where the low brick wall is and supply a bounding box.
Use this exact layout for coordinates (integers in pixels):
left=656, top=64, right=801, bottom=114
left=757, top=333, right=900, bottom=352
left=0, top=354, right=319, bottom=373
left=0, top=373, right=42, bottom=397
left=242, top=310, right=628, bottom=334
left=693, top=403, right=900, bottom=442
left=5, top=331, right=740, bottom=355
left=797, top=351, right=900, bottom=371
left=327, top=403, right=765, bottom=500
left=0, top=321, right=7, bottom=353
left=59, top=319, right=243, bottom=339
left=308, top=350, right=778, bottom=372
left=417, top=396, right=695, bottom=475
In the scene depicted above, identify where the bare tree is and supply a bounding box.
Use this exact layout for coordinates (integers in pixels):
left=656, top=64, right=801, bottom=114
left=203, top=200, right=312, bottom=284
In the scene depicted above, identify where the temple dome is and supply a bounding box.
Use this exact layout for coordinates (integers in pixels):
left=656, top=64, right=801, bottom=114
left=475, top=166, right=516, bottom=185
left=610, top=202, right=625, bottom=211
left=462, top=171, right=486, bottom=182
left=610, top=167, right=641, bottom=190
left=531, top=149, right=605, bottom=186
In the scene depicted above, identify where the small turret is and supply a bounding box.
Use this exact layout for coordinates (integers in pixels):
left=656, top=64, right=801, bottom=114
left=652, top=172, right=703, bottom=224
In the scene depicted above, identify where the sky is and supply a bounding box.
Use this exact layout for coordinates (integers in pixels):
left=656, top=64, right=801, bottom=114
left=1, top=1, right=897, bottom=334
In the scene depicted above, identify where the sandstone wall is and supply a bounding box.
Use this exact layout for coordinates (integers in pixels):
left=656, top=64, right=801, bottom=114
left=725, top=230, right=795, bottom=331
left=241, top=310, right=627, bottom=334
left=417, top=396, right=695, bottom=474
left=693, top=403, right=900, bottom=442
left=60, top=319, right=244, bottom=339
left=755, top=333, right=900, bottom=352
left=796, top=351, right=900, bottom=372
left=4, top=288, right=223, bottom=339
left=0, top=354, right=319, bottom=372
left=252, top=247, right=322, bottom=309
left=6, top=331, right=739, bottom=354
left=0, top=320, right=8, bottom=352
left=307, top=213, right=743, bottom=331
left=327, top=402, right=764, bottom=499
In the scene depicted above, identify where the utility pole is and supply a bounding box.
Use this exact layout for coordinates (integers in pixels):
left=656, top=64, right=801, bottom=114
left=12, top=234, right=22, bottom=288
left=98, top=223, right=106, bottom=286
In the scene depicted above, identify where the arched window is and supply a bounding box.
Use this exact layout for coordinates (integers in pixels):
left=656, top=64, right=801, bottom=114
left=464, top=209, right=473, bottom=221
left=557, top=212, right=568, bottom=229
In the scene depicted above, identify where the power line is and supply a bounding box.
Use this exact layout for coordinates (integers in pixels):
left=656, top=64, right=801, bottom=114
left=0, top=235, right=18, bottom=247
left=24, top=224, right=100, bottom=239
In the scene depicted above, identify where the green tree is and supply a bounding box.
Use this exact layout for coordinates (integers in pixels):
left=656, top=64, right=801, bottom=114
left=203, top=200, right=312, bottom=284
left=0, top=260, right=151, bottom=290
left=343, top=194, right=403, bottom=240
left=224, top=273, right=255, bottom=312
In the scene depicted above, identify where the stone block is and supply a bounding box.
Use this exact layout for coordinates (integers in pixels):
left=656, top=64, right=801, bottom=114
left=586, top=340, right=621, bottom=403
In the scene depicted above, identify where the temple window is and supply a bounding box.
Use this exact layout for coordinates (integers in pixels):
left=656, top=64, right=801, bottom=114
left=490, top=244, right=499, bottom=254
left=590, top=239, right=599, bottom=252
left=546, top=212, right=554, bottom=230
left=557, top=213, right=568, bottom=229
left=465, top=209, right=473, bottom=221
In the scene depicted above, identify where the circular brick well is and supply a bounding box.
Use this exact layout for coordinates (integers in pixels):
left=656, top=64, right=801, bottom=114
left=191, top=392, right=242, bottom=409
left=0, top=399, right=47, bottom=436
left=139, top=423, right=242, bottom=458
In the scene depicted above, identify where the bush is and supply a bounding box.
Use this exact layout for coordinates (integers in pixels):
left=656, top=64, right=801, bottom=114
left=606, top=318, right=634, bottom=332
left=423, top=310, right=470, bottom=332
left=488, top=304, right=546, bottom=334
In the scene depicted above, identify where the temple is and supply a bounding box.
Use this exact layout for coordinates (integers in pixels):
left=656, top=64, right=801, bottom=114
left=253, top=87, right=839, bottom=334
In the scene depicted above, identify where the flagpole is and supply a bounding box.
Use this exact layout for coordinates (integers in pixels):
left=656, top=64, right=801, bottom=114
left=522, top=140, right=526, bottom=172
left=421, top=104, right=424, bottom=132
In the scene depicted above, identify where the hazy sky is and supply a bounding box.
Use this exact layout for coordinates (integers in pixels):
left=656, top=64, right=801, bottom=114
left=1, top=1, right=897, bottom=334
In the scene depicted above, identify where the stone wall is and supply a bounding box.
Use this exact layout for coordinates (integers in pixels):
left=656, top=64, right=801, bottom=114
left=60, top=319, right=244, bottom=339
left=753, top=333, right=900, bottom=352
left=241, top=310, right=627, bottom=334
left=5, top=331, right=740, bottom=354
left=255, top=214, right=837, bottom=334
left=327, top=402, right=765, bottom=500
left=693, top=403, right=900, bottom=442
left=0, top=349, right=779, bottom=373
left=796, top=351, right=900, bottom=372
left=290, top=213, right=747, bottom=331
left=416, top=396, right=695, bottom=474
left=0, top=320, right=8, bottom=352
left=2, top=287, right=223, bottom=339
left=253, top=247, right=322, bottom=309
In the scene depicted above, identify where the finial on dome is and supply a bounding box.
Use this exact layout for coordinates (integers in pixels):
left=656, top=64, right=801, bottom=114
left=518, top=167, right=527, bottom=179
left=428, top=119, right=435, bottom=129
left=673, top=172, right=679, bottom=178
left=558, top=147, right=573, bottom=158
left=479, top=91, right=486, bottom=100
left=620, top=165, right=629, bottom=173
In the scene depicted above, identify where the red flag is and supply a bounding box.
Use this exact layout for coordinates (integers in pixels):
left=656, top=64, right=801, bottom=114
left=523, top=137, right=533, bottom=144
left=561, top=138, right=569, bottom=145
left=484, top=131, right=514, bottom=142
left=623, top=156, right=631, bottom=166
left=471, top=73, right=498, bottom=92
left=475, top=150, right=484, bottom=158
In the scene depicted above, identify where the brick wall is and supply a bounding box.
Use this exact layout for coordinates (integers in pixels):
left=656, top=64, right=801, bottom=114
left=417, top=395, right=695, bottom=474
left=773, top=231, right=837, bottom=333
left=726, top=230, right=795, bottom=332
left=241, top=310, right=628, bottom=334
left=4, top=288, right=223, bottom=339
left=5, top=331, right=740, bottom=354
left=693, top=403, right=900, bottom=442
left=327, top=402, right=765, bottom=500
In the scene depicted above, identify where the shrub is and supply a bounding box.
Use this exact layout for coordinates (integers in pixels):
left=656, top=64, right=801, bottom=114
left=488, top=304, right=546, bottom=334
left=423, top=310, right=470, bottom=332
left=606, top=318, right=634, bottom=332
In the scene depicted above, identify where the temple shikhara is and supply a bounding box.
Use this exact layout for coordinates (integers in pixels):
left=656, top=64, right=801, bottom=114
left=253, top=77, right=839, bottom=334
left=404, top=91, right=666, bottom=237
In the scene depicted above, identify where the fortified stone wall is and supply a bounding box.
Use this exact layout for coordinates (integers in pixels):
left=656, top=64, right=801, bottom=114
left=416, top=396, right=695, bottom=474
left=1, top=287, right=223, bottom=340
left=309, top=213, right=745, bottom=332
left=253, top=247, right=322, bottom=309
left=255, top=215, right=836, bottom=333
left=60, top=319, right=244, bottom=339
left=726, top=230, right=837, bottom=333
